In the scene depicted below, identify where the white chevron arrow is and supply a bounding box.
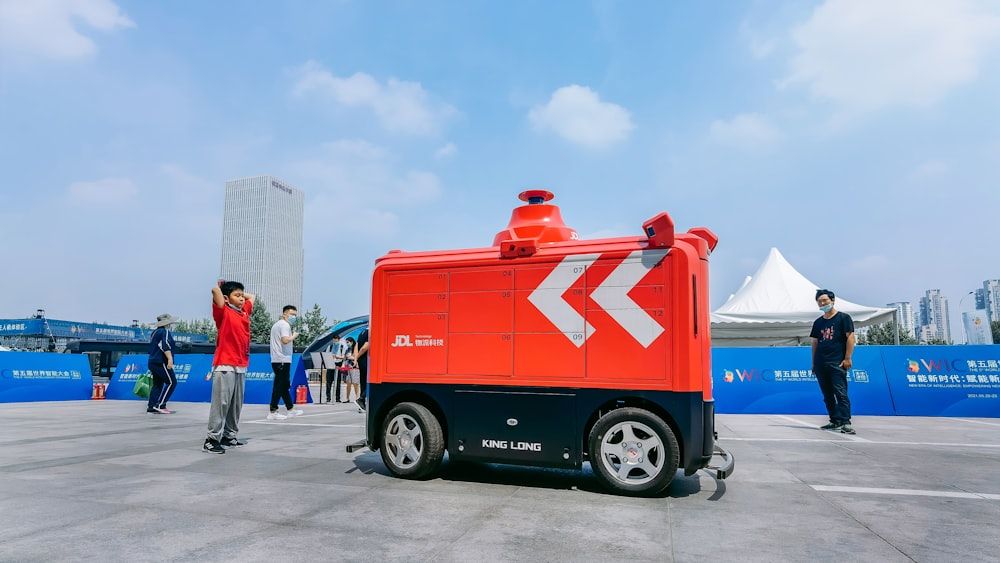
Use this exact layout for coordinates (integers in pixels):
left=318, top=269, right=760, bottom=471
left=589, top=249, right=669, bottom=348
left=528, top=254, right=600, bottom=347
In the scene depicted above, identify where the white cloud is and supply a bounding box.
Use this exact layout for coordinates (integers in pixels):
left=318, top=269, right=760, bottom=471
left=0, top=0, right=134, bottom=61
left=529, top=85, right=634, bottom=149
left=291, top=61, right=457, bottom=135
left=709, top=112, right=782, bottom=150
left=740, top=22, right=778, bottom=60
left=848, top=254, right=889, bottom=273
left=912, top=159, right=950, bottom=180
left=782, top=0, right=1000, bottom=112
left=160, top=164, right=215, bottom=194
left=2, top=169, right=223, bottom=325
left=67, top=177, right=137, bottom=204
left=434, top=142, right=457, bottom=160
left=289, top=140, right=443, bottom=239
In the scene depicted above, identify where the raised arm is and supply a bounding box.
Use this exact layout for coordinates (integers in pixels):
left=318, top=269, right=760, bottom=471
left=212, top=286, right=225, bottom=307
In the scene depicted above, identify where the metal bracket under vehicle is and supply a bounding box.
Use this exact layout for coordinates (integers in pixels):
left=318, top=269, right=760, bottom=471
left=707, top=444, right=735, bottom=480
left=346, top=439, right=369, bottom=453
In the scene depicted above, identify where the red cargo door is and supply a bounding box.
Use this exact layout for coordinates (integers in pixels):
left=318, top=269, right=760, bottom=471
left=511, top=256, right=598, bottom=380
left=385, top=271, right=448, bottom=376
left=584, top=249, right=670, bottom=382
left=447, top=268, right=514, bottom=376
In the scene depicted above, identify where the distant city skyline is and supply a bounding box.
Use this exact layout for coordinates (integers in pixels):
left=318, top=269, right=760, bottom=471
left=886, top=302, right=915, bottom=340
left=883, top=281, right=1000, bottom=344
left=975, top=280, right=1000, bottom=325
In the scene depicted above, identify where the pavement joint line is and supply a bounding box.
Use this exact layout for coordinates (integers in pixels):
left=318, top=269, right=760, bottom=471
left=811, top=485, right=1000, bottom=501
left=725, top=437, right=1000, bottom=448
left=953, top=418, right=1000, bottom=427
left=245, top=421, right=364, bottom=428
left=774, top=414, right=817, bottom=427
left=773, top=414, right=871, bottom=442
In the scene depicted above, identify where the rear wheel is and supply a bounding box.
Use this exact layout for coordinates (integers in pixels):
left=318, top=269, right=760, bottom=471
left=588, top=407, right=679, bottom=497
left=379, top=402, right=445, bottom=479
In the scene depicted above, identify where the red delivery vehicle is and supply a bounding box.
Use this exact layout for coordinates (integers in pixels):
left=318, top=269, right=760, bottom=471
left=349, top=190, right=734, bottom=496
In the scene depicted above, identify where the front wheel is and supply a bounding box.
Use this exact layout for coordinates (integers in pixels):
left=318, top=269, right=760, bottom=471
left=588, top=407, right=679, bottom=497
left=379, top=402, right=445, bottom=480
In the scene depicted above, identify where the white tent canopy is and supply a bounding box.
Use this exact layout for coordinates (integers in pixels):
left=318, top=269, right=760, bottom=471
left=711, top=248, right=896, bottom=347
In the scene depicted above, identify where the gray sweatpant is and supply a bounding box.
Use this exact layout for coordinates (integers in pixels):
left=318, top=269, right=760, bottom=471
left=206, top=369, right=245, bottom=442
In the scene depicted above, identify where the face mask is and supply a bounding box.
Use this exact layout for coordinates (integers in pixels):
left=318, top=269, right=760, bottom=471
left=819, top=304, right=833, bottom=313
left=288, top=315, right=297, bottom=323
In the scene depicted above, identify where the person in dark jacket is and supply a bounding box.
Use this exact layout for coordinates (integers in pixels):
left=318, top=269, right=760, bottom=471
left=148, top=313, right=179, bottom=414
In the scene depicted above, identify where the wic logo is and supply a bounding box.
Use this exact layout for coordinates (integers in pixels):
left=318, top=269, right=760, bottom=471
left=721, top=368, right=764, bottom=383
left=906, top=358, right=966, bottom=374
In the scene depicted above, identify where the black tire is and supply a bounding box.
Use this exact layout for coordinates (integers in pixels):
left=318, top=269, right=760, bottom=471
left=379, top=402, right=445, bottom=480
left=588, top=407, right=679, bottom=497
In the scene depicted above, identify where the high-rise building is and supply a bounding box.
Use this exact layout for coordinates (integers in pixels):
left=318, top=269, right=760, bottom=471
left=886, top=302, right=915, bottom=339
left=975, top=279, right=1000, bottom=324
left=220, top=175, right=304, bottom=320
left=917, top=289, right=951, bottom=344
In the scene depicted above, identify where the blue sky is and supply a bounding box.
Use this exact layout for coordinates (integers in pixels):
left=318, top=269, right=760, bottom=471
left=1, top=0, right=998, bottom=336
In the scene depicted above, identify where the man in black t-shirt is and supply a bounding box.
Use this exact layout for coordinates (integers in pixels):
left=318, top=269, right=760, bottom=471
left=810, top=289, right=856, bottom=434
left=354, top=327, right=370, bottom=411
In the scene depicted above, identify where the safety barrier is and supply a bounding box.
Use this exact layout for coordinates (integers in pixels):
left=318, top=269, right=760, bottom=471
left=103, top=353, right=312, bottom=404
left=3, top=346, right=998, bottom=416
left=713, top=344, right=1000, bottom=417
left=0, top=352, right=94, bottom=402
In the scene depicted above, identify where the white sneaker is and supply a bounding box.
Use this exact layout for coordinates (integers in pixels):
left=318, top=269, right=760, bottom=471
left=287, top=408, right=304, bottom=417
left=266, top=411, right=287, bottom=421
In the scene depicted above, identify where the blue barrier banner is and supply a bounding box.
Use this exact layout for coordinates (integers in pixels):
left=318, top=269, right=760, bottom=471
left=711, top=347, right=895, bottom=415
left=107, top=353, right=313, bottom=405
left=0, top=318, right=208, bottom=342
left=879, top=345, right=1000, bottom=416
left=0, top=352, right=94, bottom=402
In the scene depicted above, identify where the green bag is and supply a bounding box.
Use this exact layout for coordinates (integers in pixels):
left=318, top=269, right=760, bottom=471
left=132, top=373, right=152, bottom=399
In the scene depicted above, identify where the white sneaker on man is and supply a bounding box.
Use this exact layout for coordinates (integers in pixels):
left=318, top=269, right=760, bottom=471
left=287, top=408, right=304, bottom=417
left=266, top=411, right=287, bottom=421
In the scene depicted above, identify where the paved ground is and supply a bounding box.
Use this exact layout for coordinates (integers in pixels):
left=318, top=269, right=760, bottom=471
left=1, top=389, right=998, bottom=562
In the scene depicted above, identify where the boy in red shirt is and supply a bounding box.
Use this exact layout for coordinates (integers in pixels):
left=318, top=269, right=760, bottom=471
left=203, top=280, right=255, bottom=454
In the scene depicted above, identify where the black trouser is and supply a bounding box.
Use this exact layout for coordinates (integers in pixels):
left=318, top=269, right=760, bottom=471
left=325, top=365, right=342, bottom=402
left=269, top=362, right=293, bottom=411
left=358, top=356, right=368, bottom=401
left=147, top=362, right=176, bottom=410
left=814, top=362, right=851, bottom=424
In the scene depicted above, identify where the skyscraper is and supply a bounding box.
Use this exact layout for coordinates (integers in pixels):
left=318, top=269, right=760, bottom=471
left=917, top=289, right=951, bottom=344
left=886, top=302, right=915, bottom=339
left=975, top=279, right=1000, bottom=324
left=220, top=175, right=304, bottom=320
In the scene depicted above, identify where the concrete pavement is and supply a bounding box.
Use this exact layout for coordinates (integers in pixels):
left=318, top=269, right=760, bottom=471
left=1, top=394, right=998, bottom=562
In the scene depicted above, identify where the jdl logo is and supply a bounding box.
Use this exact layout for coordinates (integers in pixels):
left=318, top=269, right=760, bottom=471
left=391, top=335, right=413, bottom=347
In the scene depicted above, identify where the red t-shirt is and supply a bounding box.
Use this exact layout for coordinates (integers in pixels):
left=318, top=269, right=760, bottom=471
left=212, top=300, right=252, bottom=368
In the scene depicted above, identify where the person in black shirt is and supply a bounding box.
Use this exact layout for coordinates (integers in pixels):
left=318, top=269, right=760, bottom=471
left=810, top=289, right=856, bottom=434
left=354, top=327, right=369, bottom=411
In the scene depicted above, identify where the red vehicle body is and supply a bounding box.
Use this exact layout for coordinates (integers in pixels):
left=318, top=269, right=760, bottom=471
left=358, top=191, right=733, bottom=496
